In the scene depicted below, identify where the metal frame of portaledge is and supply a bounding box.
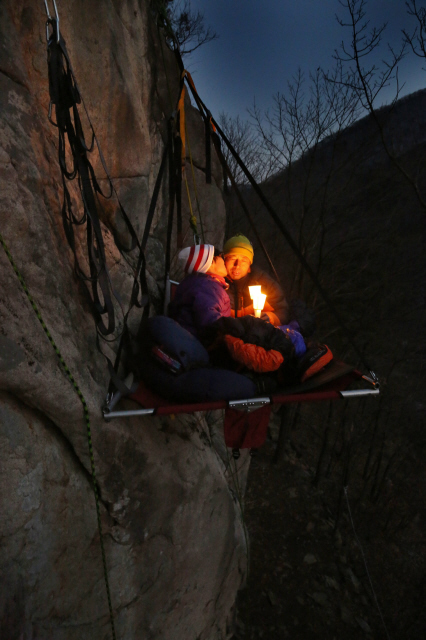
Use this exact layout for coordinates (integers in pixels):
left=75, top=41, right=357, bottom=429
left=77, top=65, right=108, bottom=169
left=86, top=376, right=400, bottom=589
left=228, top=397, right=270, bottom=412
left=102, top=385, right=380, bottom=421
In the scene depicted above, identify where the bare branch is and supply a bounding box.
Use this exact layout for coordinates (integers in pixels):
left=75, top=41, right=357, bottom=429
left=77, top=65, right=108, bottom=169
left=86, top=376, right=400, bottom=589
left=166, top=0, right=218, bottom=55
left=403, top=0, right=426, bottom=61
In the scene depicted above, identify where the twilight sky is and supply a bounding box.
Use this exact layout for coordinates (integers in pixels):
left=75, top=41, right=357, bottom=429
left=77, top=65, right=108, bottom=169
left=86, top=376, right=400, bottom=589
left=183, top=0, right=426, bottom=120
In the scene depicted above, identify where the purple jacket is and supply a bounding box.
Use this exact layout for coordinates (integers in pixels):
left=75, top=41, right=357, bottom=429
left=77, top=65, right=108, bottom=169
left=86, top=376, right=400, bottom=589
left=169, top=273, right=231, bottom=339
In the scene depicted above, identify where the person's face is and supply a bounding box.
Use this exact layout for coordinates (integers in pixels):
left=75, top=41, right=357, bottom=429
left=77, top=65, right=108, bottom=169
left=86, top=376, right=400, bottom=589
left=224, top=253, right=251, bottom=280
left=208, top=255, right=228, bottom=277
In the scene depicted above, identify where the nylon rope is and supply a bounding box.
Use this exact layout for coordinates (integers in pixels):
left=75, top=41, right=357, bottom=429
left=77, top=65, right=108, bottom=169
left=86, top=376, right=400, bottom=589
left=156, top=19, right=203, bottom=246
left=225, top=446, right=251, bottom=576
left=0, top=232, right=116, bottom=640
left=184, top=117, right=205, bottom=242
left=177, top=78, right=201, bottom=244
left=183, top=167, right=198, bottom=241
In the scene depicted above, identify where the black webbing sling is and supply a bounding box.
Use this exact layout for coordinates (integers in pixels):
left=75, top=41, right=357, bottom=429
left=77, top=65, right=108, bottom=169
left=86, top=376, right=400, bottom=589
left=47, top=18, right=141, bottom=338
left=106, top=140, right=170, bottom=396
left=107, top=86, right=188, bottom=396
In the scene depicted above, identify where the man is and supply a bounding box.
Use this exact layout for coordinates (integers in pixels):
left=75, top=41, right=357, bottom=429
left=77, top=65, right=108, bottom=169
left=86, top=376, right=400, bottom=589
left=223, top=234, right=289, bottom=326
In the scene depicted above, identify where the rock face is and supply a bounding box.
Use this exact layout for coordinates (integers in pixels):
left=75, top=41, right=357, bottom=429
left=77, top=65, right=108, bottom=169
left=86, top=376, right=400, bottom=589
left=0, top=2, right=243, bottom=639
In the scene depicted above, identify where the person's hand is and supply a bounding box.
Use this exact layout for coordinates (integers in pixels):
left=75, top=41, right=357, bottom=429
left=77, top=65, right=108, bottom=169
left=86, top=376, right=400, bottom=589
left=260, top=313, right=271, bottom=322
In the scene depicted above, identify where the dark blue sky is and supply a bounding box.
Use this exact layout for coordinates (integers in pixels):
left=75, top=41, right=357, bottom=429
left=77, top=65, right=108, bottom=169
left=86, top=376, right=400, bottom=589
left=184, top=0, right=426, bottom=120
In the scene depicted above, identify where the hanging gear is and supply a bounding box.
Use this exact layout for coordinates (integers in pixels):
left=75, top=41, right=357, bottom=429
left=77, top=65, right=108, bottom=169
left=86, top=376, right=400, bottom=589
left=46, top=16, right=141, bottom=338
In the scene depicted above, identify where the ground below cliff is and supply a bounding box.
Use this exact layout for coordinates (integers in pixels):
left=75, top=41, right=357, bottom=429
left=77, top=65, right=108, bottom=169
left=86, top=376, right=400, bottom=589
left=233, top=429, right=425, bottom=640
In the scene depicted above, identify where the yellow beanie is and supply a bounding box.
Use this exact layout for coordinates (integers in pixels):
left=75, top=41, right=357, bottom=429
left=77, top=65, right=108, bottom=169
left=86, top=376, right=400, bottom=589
left=223, top=235, right=254, bottom=264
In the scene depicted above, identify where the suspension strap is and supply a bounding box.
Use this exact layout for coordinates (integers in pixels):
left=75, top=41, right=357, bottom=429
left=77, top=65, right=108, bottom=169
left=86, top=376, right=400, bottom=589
left=205, top=117, right=212, bottom=184
left=175, top=87, right=185, bottom=248
left=156, top=43, right=205, bottom=243
left=184, top=118, right=204, bottom=242
left=178, top=86, right=199, bottom=242
left=210, top=130, right=281, bottom=284
left=182, top=69, right=281, bottom=283
left=177, top=84, right=186, bottom=167
left=186, top=69, right=213, bottom=185
left=1, top=231, right=116, bottom=639
left=211, top=113, right=378, bottom=379
left=180, top=66, right=378, bottom=380
left=107, top=141, right=170, bottom=396
left=176, top=64, right=214, bottom=187
left=165, top=116, right=176, bottom=285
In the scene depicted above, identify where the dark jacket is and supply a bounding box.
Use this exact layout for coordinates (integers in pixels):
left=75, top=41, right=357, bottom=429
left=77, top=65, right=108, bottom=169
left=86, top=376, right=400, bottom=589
left=169, top=272, right=231, bottom=340
left=226, top=266, right=289, bottom=326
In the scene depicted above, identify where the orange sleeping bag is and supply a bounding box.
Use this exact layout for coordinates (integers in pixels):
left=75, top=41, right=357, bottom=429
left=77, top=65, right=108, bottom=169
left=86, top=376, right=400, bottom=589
left=224, top=334, right=284, bottom=373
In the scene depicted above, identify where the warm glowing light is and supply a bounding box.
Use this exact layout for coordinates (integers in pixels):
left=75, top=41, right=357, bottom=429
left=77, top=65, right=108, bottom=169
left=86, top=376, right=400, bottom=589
left=248, top=285, right=261, bottom=300
left=253, top=292, right=267, bottom=317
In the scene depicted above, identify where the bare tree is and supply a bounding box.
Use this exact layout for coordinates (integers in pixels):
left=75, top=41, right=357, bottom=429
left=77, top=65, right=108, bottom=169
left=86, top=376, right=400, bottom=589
left=333, top=0, right=407, bottom=111
left=217, top=112, right=275, bottom=185
left=330, top=0, right=426, bottom=211
left=250, top=65, right=361, bottom=172
left=243, top=65, right=364, bottom=299
left=403, top=0, right=426, bottom=60
left=166, top=0, right=218, bottom=55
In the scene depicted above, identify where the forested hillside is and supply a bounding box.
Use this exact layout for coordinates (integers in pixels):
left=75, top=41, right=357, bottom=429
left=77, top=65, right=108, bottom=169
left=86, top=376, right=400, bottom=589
left=226, top=88, right=426, bottom=639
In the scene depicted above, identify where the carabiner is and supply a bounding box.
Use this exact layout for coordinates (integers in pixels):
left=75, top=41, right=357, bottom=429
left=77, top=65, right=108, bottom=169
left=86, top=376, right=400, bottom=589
left=44, top=0, right=60, bottom=43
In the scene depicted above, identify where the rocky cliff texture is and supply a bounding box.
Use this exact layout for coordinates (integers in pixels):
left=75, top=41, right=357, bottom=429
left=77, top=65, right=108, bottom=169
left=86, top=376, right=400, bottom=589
left=0, top=2, right=245, bottom=639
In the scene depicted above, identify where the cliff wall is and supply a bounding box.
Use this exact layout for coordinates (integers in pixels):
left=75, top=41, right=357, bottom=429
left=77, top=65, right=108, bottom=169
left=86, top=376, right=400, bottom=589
left=0, top=2, right=244, bottom=639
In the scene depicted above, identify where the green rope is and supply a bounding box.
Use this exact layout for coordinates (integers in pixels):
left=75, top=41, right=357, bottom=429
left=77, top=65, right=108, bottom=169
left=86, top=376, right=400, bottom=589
left=225, top=447, right=251, bottom=577
left=0, top=232, right=116, bottom=640
left=182, top=166, right=199, bottom=241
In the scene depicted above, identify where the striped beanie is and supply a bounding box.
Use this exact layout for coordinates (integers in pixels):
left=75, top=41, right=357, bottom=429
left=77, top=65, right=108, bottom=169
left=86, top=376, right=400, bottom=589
left=178, top=244, right=215, bottom=274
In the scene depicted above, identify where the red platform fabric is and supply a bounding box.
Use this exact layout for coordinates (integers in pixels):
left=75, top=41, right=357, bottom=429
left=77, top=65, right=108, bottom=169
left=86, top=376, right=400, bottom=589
left=224, top=405, right=272, bottom=449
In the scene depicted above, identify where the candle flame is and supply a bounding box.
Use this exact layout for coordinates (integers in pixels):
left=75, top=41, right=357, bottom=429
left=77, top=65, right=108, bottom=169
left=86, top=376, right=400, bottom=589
left=248, top=285, right=261, bottom=300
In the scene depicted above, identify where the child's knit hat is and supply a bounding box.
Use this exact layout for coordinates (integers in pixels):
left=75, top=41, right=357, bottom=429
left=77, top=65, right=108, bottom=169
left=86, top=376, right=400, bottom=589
left=178, top=244, right=215, bottom=274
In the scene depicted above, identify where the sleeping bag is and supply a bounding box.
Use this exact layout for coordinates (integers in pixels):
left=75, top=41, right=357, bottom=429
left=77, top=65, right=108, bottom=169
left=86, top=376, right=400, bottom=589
left=213, top=315, right=295, bottom=373
left=134, top=316, right=257, bottom=403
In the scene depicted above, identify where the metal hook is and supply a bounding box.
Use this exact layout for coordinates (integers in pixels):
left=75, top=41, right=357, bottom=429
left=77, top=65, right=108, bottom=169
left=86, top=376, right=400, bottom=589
left=361, top=371, right=380, bottom=390
left=44, top=0, right=60, bottom=43
left=367, top=370, right=380, bottom=388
